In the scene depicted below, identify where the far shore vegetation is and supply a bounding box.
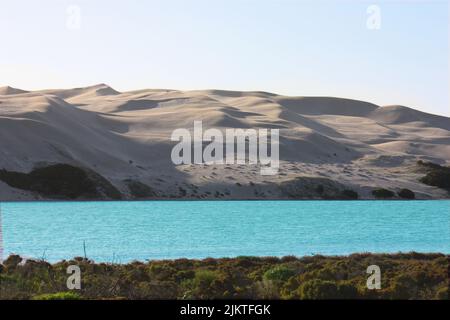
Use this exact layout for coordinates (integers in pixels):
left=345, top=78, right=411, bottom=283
left=1, top=161, right=449, bottom=200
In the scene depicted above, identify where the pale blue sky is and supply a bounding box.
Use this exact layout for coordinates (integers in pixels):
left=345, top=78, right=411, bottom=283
left=0, top=0, right=448, bottom=116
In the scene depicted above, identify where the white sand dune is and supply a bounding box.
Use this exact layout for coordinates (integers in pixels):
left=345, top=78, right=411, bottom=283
left=1, top=84, right=449, bottom=200
left=36, top=83, right=120, bottom=101
left=369, top=105, right=450, bottom=131
left=0, top=86, right=29, bottom=95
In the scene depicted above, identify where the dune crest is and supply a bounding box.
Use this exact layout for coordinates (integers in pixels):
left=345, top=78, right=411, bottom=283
left=1, top=84, right=449, bottom=200
left=0, top=86, right=29, bottom=95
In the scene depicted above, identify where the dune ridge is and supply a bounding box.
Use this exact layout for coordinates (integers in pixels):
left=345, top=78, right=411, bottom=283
left=1, top=84, right=449, bottom=200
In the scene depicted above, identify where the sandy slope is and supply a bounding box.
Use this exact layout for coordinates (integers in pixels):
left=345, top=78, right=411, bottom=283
left=1, top=84, right=449, bottom=200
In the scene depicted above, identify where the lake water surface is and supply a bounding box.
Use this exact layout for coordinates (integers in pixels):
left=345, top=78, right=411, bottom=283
left=1, top=201, right=449, bottom=262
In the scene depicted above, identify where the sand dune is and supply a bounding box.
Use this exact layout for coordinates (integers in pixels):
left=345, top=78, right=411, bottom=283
left=275, top=96, right=379, bottom=116
left=0, top=86, right=29, bottom=95
left=1, top=84, right=449, bottom=200
left=369, top=105, right=450, bottom=131
left=36, top=83, right=120, bottom=101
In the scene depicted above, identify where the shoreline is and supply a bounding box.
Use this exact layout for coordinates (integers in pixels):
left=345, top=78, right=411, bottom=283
left=3, top=251, right=449, bottom=265
left=1, top=198, right=450, bottom=203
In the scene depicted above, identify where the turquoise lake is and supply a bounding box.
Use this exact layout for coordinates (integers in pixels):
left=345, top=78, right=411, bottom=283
left=1, top=201, right=449, bottom=263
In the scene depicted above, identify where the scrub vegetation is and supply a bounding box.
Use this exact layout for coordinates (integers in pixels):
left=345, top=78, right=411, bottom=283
left=0, top=253, right=447, bottom=300
left=417, top=160, right=450, bottom=191
left=372, top=188, right=395, bottom=199
left=0, top=164, right=121, bottom=200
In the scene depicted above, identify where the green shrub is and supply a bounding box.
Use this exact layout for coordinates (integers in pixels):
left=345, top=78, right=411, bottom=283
left=397, top=188, right=415, bottom=199
left=175, top=270, right=196, bottom=282
left=263, top=265, right=296, bottom=282
left=372, top=188, right=395, bottom=199
left=299, top=279, right=339, bottom=299
left=194, top=270, right=220, bottom=286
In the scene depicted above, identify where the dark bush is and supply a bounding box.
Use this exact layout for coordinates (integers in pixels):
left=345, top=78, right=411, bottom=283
left=372, top=188, right=395, bottom=199
left=0, top=164, right=121, bottom=199
left=417, top=161, right=450, bottom=190
left=337, top=282, right=359, bottom=299
left=280, top=256, right=298, bottom=263
left=316, top=185, right=324, bottom=194
left=397, top=188, right=415, bottom=199
left=341, top=189, right=358, bottom=200
left=420, top=172, right=450, bottom=190
left=299, top=279, right=339, bottom=299
left=3, top=255, right=22, bottom=270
